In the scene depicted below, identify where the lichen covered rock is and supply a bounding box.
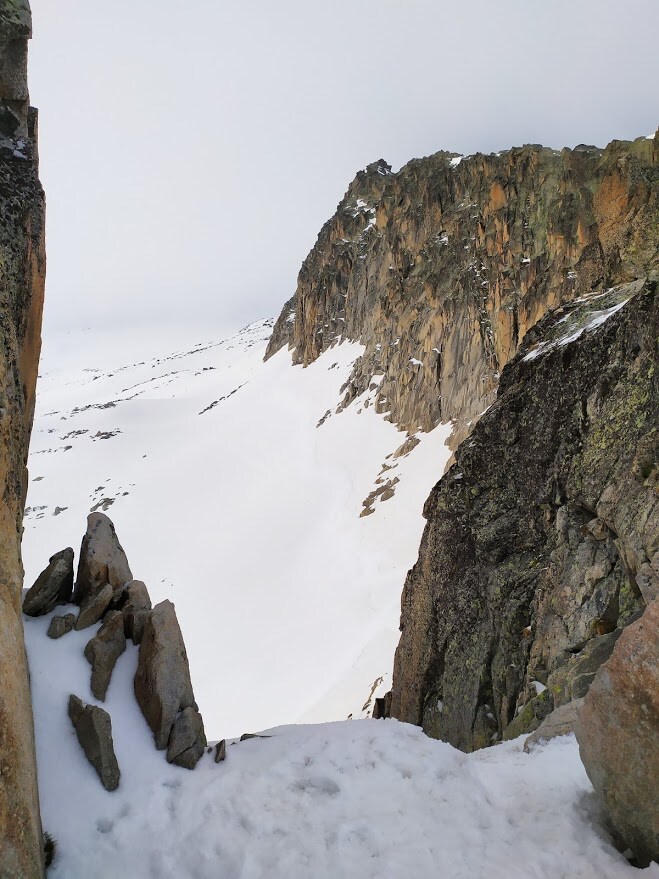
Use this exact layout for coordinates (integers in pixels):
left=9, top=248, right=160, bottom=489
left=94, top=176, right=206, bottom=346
left=389, top=281, right=658, bottom=752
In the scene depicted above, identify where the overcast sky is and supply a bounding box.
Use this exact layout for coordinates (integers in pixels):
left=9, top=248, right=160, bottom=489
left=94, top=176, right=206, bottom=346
left=28, top=0, right=659, bottom=339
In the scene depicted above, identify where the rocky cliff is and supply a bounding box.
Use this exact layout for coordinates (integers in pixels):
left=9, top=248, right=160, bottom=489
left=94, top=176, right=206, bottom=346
left=388, top=279, right=657, bottom=750
left=0, top=0, right=46, bottom=875
left=268, top=131, right=657, bottom=761
left=267, top=134, right=658, bottom=448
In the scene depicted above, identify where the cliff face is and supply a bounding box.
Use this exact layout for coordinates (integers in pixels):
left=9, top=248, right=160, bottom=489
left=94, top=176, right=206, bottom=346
left=267, top=135, right=658, bottom=446
left=389, top=279, right=657, bottom=750
left=0, top=0, right=46, bottom=875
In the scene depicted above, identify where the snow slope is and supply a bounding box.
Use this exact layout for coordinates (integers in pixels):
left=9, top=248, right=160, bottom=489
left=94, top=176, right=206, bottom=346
left=24, top=320, right=452, bottom=739
left=25, top=606, right=655, bottom=879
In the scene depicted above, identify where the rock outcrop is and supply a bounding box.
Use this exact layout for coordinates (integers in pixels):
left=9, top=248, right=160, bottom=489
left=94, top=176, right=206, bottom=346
left=120, top=579, right=151, bottom=645
left=22, top=547, right=74, bottom=616
left=575, top=600, right=659, bottom=866
left=84, top=610, right=126, bottom=701
left=73, top=512, right=132, bottom=605
left=0, top=1, right=46, bottom=875
left=134, top=600, right=206, bottom=768
left=67, top=695, right=120, bottom=792
left=387, top=280, right=657, bottom=751
left=268, top=135, right=658, bottom=445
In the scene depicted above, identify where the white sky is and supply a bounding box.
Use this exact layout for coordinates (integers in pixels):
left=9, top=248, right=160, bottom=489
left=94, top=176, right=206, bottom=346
left=28, top=0, right=659, bottom=337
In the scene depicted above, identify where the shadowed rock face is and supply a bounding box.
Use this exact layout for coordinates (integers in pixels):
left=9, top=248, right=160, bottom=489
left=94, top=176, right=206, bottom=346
left=576, top=600, right=659, bottom=867
left=134, top=600, right=206, bottom=768
left=268, top=135, right=658, bottom=446
left=0, top=0, right=46, bottom=875
left=22, top=547, right=74, bottom=616
left=389, top=281, right=658, bottom=752
left=67, top=696, right=120, bottom=792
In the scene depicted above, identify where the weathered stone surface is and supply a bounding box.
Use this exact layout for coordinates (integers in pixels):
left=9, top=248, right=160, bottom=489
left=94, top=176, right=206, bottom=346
left=0, top=1, right=46, bottom=874
left=68, top=695, right=120, bottom=792
left=46, top=613, right=75, bottom=640
left=502, top=690, right=553, bottom=742
left=22, top=547, right=73, bottom=616
left=134, top=600, right=203, bottom=752
left=389, top=282, right=658, bottom=751
left=74, top=581, right=112, bottom=631
left=84, top=610, right=126, bottom=700
left=214, top=739, right=226, bottom=763
left=524, top=699, right=584, bottom=753
left=268, top=135, right=659, bottom=444
left=121, top=579, right=152, bottom=645
left=167, top=706, right=206, bottom=769
left=575, top=601, right=659, bottom=866
left=547, top=630, right=622, bottom=708
left=73, top=512, right=132, bottom=606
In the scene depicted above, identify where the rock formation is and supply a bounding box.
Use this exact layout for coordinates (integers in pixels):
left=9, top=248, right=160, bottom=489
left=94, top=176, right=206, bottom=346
left=268, top=135, right=658, bottom=449
left=121, top=579, right=152, bottom=645
left=134, top=599, right=206, bottom=768
left=74, top=512, right=133, bottom=605
left=575, top=600, right=659, bottom=866
left=67, top=696, right=120, bottom=792
left=0, top=0, right=46, bottom=875
left=22, top=547, right=74, bottom=616
left=84, top=610, right=126, bottom=701
left=387, top=280, right=657, bottom=750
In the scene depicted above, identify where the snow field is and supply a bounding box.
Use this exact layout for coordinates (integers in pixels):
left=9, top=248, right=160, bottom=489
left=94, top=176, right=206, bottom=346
left=24, top=321, right=452, bottom=737
left=24, top=606, right=655, bottom=879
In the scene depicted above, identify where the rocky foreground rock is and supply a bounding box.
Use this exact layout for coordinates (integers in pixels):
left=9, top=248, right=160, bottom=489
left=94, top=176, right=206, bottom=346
left=84, top=610, right=126, bottom=701
left=575, top=600, right=659, bottom=866
left=73, top=512, right=133, bottom=605
left=68, top=696, right=120, bottom=792
left=134, top=600, right=206, bottom=768
left=22, top=547, right=74, bottom=616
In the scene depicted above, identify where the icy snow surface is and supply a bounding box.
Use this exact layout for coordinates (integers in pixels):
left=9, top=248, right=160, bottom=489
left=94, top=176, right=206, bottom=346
left=25, top=606, right=656, bottom=879
left=24, top=320, right=452, bottom=738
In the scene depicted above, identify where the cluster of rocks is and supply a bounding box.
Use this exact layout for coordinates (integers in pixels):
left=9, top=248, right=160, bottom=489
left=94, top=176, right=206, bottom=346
left=23, top=512, right=207, bottom=790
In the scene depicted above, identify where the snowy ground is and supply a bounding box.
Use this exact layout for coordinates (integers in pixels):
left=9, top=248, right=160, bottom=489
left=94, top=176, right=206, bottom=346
left=24, top=320, right=452, bottom=738
left=25, top=605, right=655, bottom=879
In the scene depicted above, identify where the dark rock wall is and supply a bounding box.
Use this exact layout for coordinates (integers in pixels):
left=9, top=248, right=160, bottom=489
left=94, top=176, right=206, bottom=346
left=389, top=281, right=658, bottom=751
left=268, top=136, right=658, bottom=446
left=0, top=0, right=46, bottom=875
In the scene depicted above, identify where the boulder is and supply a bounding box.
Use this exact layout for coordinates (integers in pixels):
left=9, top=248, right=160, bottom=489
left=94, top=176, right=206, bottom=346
left=84, top=611, right=126, bottom=700
left=166, top=706, right=206, bottom=769
left=121, top=580, right=152, bottom=645
left=575, top=601, right=659, bottom=866
left=68, top=695, right=120, bottom=791
left=73, top=513, right=132, bottom=605
left=74, top=582, right=113, bottom=631
left=46, top=613, right=76, bottom=640
left=134, top=600, right=204, bottom=760
left=523, top=699, right=584, bottom=753
left=214, top=739, right=226, bottom=763
left=22, top=548, right=74, bottom=616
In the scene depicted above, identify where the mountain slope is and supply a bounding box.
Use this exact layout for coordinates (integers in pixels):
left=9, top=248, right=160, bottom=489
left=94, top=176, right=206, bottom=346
left=268, top=133, right=658, bottom=447
left=24, top=321, right=451, bottom=738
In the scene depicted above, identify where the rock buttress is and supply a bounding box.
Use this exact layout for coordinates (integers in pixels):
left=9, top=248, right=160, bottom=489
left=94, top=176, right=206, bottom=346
left=0, top=0, right=46, bottom=875
left=267, top=138, right=658, bottom=444
left=389, top=280, right=658, bottom=752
